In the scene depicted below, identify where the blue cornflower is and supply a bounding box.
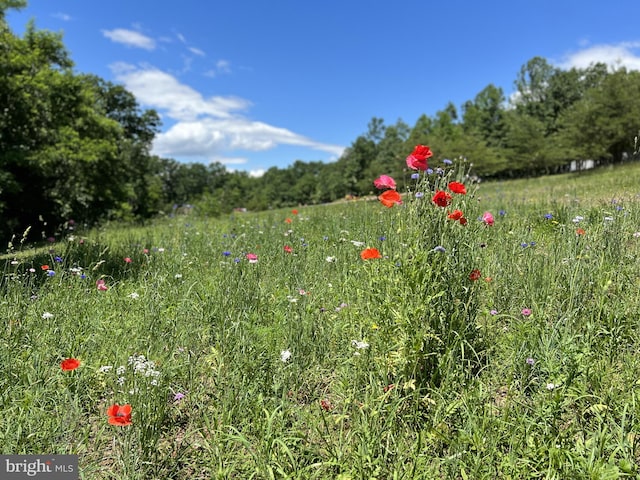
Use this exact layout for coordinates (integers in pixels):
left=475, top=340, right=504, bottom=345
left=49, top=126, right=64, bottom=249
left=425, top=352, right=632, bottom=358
left=415, top=192, right=424, bottom=198
left=410, top=173, right=420, bottom=180
left=443, top=159, right=453, bottom=165
left=222, top=251, right=231, bottom=256
left=54, top=256, right=63, bottom=263
left=433, top=245, right=446, bottom=253
left=379, top=236, right=386, bottom=241
left=47, top=270, right=55, bottom=276
left=544, top=213, right=553, bottom=220
left=426, top=168, right=434, bottom=174
left=499, top=210, right=506, bottom=216
left=521, top=243, right=529, bottom=248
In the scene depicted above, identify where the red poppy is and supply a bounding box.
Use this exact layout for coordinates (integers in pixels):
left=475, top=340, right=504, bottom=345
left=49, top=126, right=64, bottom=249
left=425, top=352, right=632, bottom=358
left=41, top=265, right=50, bottom=271
left=379, top=190, right=402, bottom=208
left=283, top=245, right=293, bottom=253
left=284, top=218, right=292, bottom=224
left=448, top=181, right=467, bottom=195
left=411, top=145, right=433, bottom=161
left=447, top=210, right=464, bottom=221
left=291, top=209, right=299, bottom=215
left=60, top=358, right=80, bottom=371
left=320, top=399, right=333, bottom=411
left=469, top=269, right=481, bottom=281
left=360, top=248, right=382, bottom=260
left=432, top=190, right=452, bottom=207
left=107, top=404, right=132, bottom=426
left=576, top=228, right=585, bottom=235
left=459, top=217, right=468, bottom=225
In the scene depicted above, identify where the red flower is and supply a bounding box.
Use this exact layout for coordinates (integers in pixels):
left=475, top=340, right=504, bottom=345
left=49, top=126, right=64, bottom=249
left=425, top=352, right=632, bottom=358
left=411, top=145, right=433, bottom=161
left=284, top=218, right=292, bottom=224
left=60, top=358, right=80, bottom=371
left=447, top=209, right=467, bottom=225
left=41, top=265, right=50, bottom=271
left=447, top=210, right=464, bottom=221
left=283, top=245, right=293, bottom=253
left=107, top=404, right=132, bottom=426
left=448, top=181, right=467, bottom=195
left=360, top=248, right=382, bottom=260
left=576, top=228, right=585, bottom=236
left=379, top=190, right=402, bottom=208
left=469, top=269, right=481, bottom=281
left=291, top=209, right=299, bottom=215
left=432, top=190, right=452, bottom=207
left=320, top=399, right=333, bottom=411
left=123, top=257, right=132, bottom=263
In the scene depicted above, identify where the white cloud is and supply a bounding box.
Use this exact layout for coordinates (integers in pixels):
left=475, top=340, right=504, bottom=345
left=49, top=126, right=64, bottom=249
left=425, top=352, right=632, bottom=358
left=52, top=12, right=72, bottom=21
left=216, top=59, right=231, bottom=74
left=248, top=169, right=266, bottom=178
left=189, top=47, right=206, bottom=57
left=102, top=28, right=156, bottom=50
left=111, top=64, right=345, bottom=163
left=558, top=41, right=640, bottom=71
left=112, top=63, right=250, bottom=120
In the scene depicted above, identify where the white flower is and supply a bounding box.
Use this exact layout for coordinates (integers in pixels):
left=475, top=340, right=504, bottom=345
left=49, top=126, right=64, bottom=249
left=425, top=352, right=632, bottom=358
left=280, top=349, right=292, bottom=362
left=98, top=365, right=113, bottom=373
left=128, top=292, right=140, bottom=299
left=41, top=312, right=54, bottom=319
left=351, top=340, right=370, bottom=350
left=350, top=240, right=365, bottom=247
left=116, top=366, right=126, bottom=375
left=175, top=273, right=183, bottom=279
left=546, top=383, right=557, bottom=391
left=572, top=216, right=584, bottom=223
left=326, top=256, right=337, bottom=263
left=603, top=216, right=614, bottom=222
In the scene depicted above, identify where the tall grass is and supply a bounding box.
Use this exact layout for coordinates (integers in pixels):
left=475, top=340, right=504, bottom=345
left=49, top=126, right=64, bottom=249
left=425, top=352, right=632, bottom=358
left=2, top=161, right=640, bottom=478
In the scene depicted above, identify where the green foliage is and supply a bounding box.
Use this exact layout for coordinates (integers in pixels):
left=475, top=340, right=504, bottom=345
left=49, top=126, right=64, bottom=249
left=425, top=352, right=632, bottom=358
left=2, top=163, right=640, bottom=477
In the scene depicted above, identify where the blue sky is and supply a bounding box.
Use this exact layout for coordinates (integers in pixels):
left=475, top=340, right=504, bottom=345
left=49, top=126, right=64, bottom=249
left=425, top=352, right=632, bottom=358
left=7, top=0, right=640, bottom=176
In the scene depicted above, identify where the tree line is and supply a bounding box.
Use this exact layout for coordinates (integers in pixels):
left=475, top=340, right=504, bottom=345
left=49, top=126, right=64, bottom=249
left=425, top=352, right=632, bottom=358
left=2, top=0, right=640, bottom=244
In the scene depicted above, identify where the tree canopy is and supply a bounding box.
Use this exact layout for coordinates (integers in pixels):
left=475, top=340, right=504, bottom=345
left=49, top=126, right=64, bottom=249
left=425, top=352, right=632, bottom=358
left=1, top=1, right=639, bottom=244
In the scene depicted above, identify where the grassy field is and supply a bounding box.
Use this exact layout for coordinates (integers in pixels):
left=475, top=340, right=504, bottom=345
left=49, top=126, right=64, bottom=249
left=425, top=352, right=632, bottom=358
left=2, top=160, right=640, bottom=479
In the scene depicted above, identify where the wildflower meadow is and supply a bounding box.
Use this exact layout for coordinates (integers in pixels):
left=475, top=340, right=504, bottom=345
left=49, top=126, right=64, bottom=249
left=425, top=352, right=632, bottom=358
left=3, top=148, right=640, bottom=479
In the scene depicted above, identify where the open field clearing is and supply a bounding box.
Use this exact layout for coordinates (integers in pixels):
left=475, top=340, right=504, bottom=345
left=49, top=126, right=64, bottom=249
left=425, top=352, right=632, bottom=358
left=3, top=161, right=640, bottom=479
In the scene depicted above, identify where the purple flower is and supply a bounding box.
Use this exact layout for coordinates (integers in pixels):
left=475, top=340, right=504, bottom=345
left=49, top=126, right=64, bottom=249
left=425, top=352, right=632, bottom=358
left=490, top=309, right=498, bottom=316
left=410, top=173, right=420, bottom=180
left=222, top=251, right=231, bottom=256
left=443, top=159, right=453, bottom=165
left=544, top=213, right=553, bottom=220
left=526, top=357, right=535, bottom=366
left=521, top=308, right=532, bottom=317
left=173, top=392, right=186, bottom=402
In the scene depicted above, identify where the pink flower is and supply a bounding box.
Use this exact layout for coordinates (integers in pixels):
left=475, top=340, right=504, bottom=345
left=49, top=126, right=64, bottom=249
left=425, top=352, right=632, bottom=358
left=246, top=253, right=258, bottom=263
left=521, top=308, right=532, bottom=317
left=283, top=245, right=293, bottom=253
left=96, top=279, right=108, bottom=291
left=482, top=212, right=495, bottom=226
left=124, top=257, right=132, bottom=263
left=373, top=175, right=396, bottom=190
